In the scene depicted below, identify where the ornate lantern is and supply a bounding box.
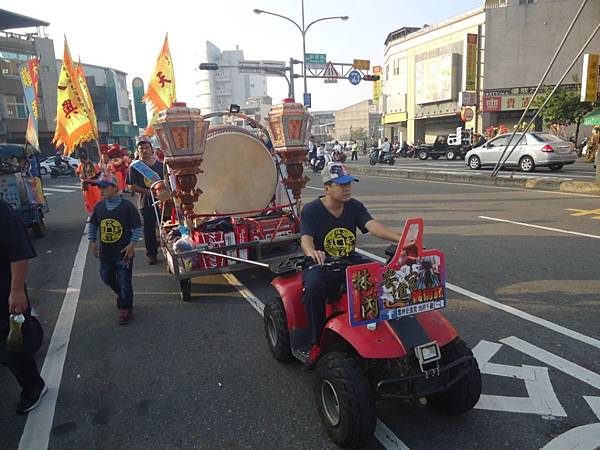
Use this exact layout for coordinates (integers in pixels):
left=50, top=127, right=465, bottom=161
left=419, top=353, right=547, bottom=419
left=266, top=99, right=312, bottom=208
left=155, top=102, right=209, bottom=229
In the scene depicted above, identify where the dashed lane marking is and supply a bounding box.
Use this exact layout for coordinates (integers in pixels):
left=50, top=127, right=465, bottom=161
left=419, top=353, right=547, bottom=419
left=43, top=187, right=77, bottom=193
left=223, top=272, right=412, bottom=450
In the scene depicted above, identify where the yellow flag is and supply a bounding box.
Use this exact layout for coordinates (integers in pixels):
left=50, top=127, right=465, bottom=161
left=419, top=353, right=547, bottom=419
left=144, top=111, right=159, bottom=136
left=76, top=62, right=99, bottom=141
left=52, top=38, right=95, bottom=155
left=143, top=34, right=176, bottom=113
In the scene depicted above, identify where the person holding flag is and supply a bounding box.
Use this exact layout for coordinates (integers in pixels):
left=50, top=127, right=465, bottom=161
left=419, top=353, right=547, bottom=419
left=75, top=148, right=101, bottom=216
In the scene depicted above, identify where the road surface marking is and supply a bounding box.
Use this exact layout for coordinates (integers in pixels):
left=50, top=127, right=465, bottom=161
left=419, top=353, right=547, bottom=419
left=501, top=336, right=600, bottom=390
left=473, top=340, right=566, bottom=417
left=479, top=215, right=600, bottom=239
left=44, top=193, right=53, bottom=197
left=355, top=248, right=600, bottom=350
left=19, top=227, right=88, bottom=450
left=566, top=207, right=600, bottom=219
left=54, top=184, right=80, bottom=189
left=541, top=423, right=600, bottom=450
left=223, top=273, right=411, bottom=450
left=43, top=187, right=76, bottom=193
left=305, top=186, right=324, bottom=191
left=584, top=396, right=600, bottom=421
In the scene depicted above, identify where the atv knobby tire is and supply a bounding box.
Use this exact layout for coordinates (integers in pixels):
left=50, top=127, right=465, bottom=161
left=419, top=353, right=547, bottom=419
left=315, top=352, right=376, bottom=448
left=430, top=338, right=481, bottom=414
left=264, top=297, right=293, bottom=362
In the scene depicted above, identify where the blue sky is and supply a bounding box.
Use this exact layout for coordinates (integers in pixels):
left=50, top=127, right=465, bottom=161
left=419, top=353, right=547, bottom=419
left=4, top=0, right=482, bottom=112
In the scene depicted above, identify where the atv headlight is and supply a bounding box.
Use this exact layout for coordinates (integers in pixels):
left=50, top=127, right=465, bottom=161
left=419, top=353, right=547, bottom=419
left=415, top=341, right=441, bottom=369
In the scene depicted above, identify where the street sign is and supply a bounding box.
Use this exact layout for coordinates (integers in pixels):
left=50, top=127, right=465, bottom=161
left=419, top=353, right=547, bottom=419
left=461, top=107, right=474, bottom=122
left=303, top=93, right=312, bottom=108
left=348, top=70, right=361, bottom=86
left=459, top=91, right=477, bottom=107
left=323, top=62, right=341, bottom=84
left=305, top=53, right=326, bottom=68
left=353, top=59, right=371, bottom=71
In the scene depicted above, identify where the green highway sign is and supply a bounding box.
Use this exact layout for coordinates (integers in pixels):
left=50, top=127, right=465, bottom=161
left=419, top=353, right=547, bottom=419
left=305, top=53, right=326, bottom=67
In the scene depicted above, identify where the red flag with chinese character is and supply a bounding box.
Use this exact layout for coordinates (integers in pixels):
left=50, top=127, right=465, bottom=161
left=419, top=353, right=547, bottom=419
left=52, top=38, right=95, bottom=155
left=143, top=34, right=176, bottom=121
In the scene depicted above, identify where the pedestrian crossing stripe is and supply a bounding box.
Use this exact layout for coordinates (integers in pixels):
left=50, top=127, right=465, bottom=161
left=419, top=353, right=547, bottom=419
left=43, top=187, right=78, bottom=193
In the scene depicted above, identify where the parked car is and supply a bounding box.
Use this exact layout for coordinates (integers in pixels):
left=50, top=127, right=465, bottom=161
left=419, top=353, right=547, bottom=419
left=417, top=135, right=470, bottom=161
left=39, top=156, right=79, bottom=175
left=465, top=132, right=577, bottom=172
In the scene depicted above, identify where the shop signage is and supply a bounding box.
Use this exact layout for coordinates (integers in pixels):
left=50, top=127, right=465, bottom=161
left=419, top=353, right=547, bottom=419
left=459, top=91, right=477, bottom=107
left=483, top=84, right=579, bottom=112
left=372, top=66, right=382, bottom=101
left=581, top=53, right=599, bottom=102
left=464, top=33, right=478, bottom=91
left=461, top=108, right=474, bottom=122
left=415, top=53, right=454, bottom=104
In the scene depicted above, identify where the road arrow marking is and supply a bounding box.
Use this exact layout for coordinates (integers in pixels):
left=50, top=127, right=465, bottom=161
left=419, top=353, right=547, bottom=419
left=501, top=336, right=600, bottom=390
left=473, top=340, right=566, bottom=417
left=583, top=396, right=600, bottom=421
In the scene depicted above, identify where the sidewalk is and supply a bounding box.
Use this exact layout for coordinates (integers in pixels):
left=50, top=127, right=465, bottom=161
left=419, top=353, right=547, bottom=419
left=348, top=163, right=600, bottom=195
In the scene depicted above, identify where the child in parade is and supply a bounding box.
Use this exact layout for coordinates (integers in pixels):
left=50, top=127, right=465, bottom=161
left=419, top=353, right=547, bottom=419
left=75, top=149, right=101, bottom=217
left=89, top=173, right=142, bottom=325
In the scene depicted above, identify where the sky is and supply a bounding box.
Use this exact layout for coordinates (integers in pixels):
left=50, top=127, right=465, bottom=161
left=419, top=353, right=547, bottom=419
left=4, top=0, right=482, bottom=114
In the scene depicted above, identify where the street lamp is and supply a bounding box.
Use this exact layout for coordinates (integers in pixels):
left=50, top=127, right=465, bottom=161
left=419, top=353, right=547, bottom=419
left=253, top=1, right=348, bottom=102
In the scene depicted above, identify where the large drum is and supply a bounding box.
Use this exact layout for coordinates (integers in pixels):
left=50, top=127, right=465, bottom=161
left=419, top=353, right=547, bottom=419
left=193, top=126, right=278, bottom=217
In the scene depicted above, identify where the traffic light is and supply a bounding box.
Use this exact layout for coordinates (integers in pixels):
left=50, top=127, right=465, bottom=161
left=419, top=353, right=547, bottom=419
left=199, top=63, right=219, bottom=71
left=362, top=74, right=380, bottom=82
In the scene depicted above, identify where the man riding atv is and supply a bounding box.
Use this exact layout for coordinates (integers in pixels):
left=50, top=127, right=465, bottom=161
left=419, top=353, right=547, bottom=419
left=300, top=162, right=402, bottom=370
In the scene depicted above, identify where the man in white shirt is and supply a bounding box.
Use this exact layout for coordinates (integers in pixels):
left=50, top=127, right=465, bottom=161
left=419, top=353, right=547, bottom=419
left=379, top=137, right=391, bottom=161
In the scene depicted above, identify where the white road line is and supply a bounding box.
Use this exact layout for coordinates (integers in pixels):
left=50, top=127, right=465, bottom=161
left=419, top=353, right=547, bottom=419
left=305, top=186, right=324, bottom=191
left=479, top=215, right=600, bottom=239
left=541, top=423, right=600, bottom=450
left=501, top=336, right=600, bottom=390
left=584, top=396, right=600, bottom=421
left=43, top=187, right=77, bottom=193
left=19, top=228, right=88, bottom=450
left=223, top=273, right=410, bottom=450
left=54, top=185, right=80, bottom=189
left=44, top=193, right=53, bottom=197
left=354, top=248, right=600, bottom=350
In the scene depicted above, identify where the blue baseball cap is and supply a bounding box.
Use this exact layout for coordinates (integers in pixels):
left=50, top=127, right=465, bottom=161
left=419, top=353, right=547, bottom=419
left=321, top=162, right=359, bottom=185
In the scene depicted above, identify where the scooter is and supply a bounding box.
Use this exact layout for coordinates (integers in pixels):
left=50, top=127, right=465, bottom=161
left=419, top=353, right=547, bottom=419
left=50, top=162, right=75, bottom=178
left=332, top=149, right=347, bottom=163
left=264, top=218, right=481, bottom=448
left=369, top=147, right=395, bottom=166
left=311, top=152, right=332, bottom=173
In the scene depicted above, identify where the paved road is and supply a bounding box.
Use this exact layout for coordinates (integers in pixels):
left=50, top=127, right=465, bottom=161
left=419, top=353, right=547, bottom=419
left=2, top=175, right=599, bottom=449
left=346, top=155, right=598, bottom=182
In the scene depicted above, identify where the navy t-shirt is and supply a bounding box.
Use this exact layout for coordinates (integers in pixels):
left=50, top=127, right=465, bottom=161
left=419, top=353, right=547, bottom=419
left=0, top=199, right=36, bottom=315
left=90, top=199, right=142, bottom=261
left=300, top=197, right=373, bottom=257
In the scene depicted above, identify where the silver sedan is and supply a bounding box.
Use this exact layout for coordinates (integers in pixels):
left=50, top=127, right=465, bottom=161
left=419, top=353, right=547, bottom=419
left=466, top=133, right=577, bottom=172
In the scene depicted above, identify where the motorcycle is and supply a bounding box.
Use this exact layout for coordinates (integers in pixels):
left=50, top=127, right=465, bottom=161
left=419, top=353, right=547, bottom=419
left=369, top=146, right=395, bottom=166
left=265, top=218, right=481, bottom=448
left=50, top=162, right=75, bottom=178
left=332, top=149, right=347, bottom=163
left=311, top=152, right=332, bottom=173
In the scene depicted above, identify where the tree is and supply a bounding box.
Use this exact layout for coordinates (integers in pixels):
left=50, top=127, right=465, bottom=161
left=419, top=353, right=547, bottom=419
left=532, top=84, right=597, bottom=143
left=349, top=127, right=369, bottom=142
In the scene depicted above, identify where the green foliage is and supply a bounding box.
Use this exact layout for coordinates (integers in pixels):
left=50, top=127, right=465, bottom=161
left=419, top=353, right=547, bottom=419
left=349, top=127, right=369, bottom=142
left=532, top=85, right=596, bottom=128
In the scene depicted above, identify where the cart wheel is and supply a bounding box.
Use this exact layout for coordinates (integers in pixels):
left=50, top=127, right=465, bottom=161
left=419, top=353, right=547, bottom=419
left=180, top=279, right=192, bottom=302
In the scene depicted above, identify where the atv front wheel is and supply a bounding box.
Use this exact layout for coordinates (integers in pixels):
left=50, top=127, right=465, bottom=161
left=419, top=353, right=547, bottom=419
left=264, top=297, right=293, bottom=362
left=429, top=338, right=481, bottom=414
left=315, top=352, right=376, bottom=448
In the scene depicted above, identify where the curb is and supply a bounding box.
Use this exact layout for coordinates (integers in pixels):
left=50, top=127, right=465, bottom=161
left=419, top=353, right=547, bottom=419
left=350, top=165, right=600, bottom=195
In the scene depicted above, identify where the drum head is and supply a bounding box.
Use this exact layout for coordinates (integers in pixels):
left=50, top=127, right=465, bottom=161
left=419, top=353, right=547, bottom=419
left=194, top=128, right=277, bottom=217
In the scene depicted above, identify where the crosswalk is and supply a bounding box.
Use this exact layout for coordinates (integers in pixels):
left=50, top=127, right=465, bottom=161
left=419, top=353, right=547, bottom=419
left=43, top=184, right=80, bottom=197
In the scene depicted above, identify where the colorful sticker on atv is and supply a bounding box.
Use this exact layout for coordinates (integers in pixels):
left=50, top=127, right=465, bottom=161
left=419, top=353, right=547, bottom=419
left=346, top=218, right=447, bottom=327
left=323, top=227, right=355, bottom=256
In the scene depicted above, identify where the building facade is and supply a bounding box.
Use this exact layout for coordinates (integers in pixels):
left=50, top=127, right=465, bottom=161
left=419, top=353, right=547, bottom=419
left=196, top=41, right=268, bottom=123
left=311, top=110, right=336, bottom=143
left=335, top=100, right=381, bottom=142
left=382, top=0, right=600, bottom=144
left=0, top=12, right=58, bottom=152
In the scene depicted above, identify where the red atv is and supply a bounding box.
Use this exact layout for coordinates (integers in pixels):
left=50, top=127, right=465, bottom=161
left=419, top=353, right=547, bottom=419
left=264, top=218, right=481, bottom=448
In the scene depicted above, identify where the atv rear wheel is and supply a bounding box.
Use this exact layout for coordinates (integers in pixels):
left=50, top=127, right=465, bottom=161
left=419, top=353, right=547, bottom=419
left=418, top=150, right=428, bottom=160
left=264, top=297, right=293, bottom=362
left=429, top=338, right=481, bottom=414
left=315, top=352, right=376, bottom=448
left=446, top=150, right=456, bottom=160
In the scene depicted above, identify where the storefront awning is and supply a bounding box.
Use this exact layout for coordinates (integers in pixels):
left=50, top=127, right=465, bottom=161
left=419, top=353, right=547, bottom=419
left=583, top=107, right=600, bottom=126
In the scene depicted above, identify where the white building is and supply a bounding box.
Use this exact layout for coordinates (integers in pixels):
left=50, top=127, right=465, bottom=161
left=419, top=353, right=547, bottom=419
left=196, top=41, right=267, bottom=123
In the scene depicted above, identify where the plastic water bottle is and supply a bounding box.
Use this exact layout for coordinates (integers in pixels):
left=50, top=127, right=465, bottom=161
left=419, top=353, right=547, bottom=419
left=173, top=226, right=195, bottom=273
left=7, top=314, right=25, bottom=352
